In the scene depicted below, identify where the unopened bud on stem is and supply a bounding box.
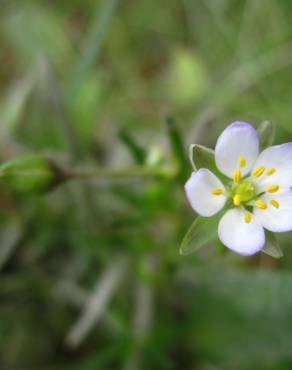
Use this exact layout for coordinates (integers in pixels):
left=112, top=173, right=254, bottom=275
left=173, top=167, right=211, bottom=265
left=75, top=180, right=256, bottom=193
left=0, top=154, right=68, bottom=194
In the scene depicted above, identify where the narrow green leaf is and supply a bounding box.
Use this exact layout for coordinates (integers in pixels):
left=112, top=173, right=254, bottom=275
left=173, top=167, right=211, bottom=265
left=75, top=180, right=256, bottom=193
left=119, top=129, right=146, bottom=164
left=261, top=231, right=283, bottom=259
left=166, top=116, right=188, bottom=181
left=0, top=76, right=34, bottom=135
left=189, top=144, right=228, bottom=182
left=180, top=211, right=223, bottom=255
left=257, top=120, right=275, bottom=150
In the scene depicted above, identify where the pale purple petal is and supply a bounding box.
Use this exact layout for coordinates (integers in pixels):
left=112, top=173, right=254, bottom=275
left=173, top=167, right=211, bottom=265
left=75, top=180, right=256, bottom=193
left=253, top=190, right=292, bottom=232
left=218, top=208, right=265, bottom=256
left=215, top=121, right=259, bottom=178
left=252, top=143, right=292, bottom=190
left=184, top=169, right=226, bottom=217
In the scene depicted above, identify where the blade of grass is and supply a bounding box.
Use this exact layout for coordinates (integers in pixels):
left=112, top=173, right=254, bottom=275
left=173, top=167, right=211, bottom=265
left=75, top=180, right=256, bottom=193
left=68, top=0, right=119, bottom=102
left=65, top=256, right=128, bottom=348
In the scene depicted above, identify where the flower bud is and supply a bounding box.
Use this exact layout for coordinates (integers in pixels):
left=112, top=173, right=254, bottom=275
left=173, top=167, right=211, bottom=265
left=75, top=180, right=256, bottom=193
left=0, top=154, right=67, bottom=194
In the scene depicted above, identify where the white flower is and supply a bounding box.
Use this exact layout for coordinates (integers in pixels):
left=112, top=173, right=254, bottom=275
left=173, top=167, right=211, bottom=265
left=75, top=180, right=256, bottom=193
left=185, top=121, right=292, bottom=256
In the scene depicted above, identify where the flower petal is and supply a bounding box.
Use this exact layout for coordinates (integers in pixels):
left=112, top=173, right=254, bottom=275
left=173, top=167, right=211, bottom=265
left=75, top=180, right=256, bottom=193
left=218, top=208, right=265, bottom=256
left=252, top=143, right=292, bottom=190
left=215, top=121, right=259, bottom=178
left=184, top=169, right=226, bottom=217
left=253, top=190, right=292, bottom=232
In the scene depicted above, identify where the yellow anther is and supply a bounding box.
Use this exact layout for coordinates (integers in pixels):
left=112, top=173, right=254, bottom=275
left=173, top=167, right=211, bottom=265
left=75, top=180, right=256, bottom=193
left=244, top=213, right=252, bottom=224
left=267, top=168, right=276, bottom=176
left=267, top=185, right=279, bottom=193
left=233, top=169, right=241, bottom=183
left=255, top=200, right=267, bottom=210
left=211, top=188, right=224, bottom=195
left=253, top=166, right=265, bottom=177
left=239, top=156, right=246, bottom=168
left=233, top=194, right=241, bottom=206
left=270, top=199, right=279, bottom=209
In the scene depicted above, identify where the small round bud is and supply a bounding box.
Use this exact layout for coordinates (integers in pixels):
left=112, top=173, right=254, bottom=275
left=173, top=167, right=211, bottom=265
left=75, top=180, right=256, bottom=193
left=0, top=154, right=67, bottom=194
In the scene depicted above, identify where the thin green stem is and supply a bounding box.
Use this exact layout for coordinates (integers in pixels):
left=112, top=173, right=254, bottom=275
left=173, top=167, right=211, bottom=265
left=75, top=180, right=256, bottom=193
left=67, top=165, right=177, bottom=181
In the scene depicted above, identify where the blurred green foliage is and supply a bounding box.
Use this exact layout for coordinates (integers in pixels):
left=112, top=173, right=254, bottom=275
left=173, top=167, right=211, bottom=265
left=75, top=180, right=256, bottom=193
left=1, top=0, right=292, bottom=369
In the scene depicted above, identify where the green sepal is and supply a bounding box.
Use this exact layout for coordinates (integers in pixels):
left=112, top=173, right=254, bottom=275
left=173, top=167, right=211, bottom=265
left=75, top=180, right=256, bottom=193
left=214, top=237, right=228, bottom=255
left=0, top=154, right=58, bottom=194
left=261, top=231, right=283, bottom=259
left=257, top=120, right=275, bottom=150
left=189, top=144, right=228, bottom=183
left=180, top=210, right=224, bottom=256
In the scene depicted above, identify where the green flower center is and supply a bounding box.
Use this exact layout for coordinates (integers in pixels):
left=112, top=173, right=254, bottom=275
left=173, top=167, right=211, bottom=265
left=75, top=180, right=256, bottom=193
left=233, top=181, right=256, bottom=202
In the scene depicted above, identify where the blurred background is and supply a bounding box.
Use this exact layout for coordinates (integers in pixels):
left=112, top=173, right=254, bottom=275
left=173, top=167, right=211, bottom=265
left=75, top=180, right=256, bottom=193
left=1, top=0, right=292, bottom=369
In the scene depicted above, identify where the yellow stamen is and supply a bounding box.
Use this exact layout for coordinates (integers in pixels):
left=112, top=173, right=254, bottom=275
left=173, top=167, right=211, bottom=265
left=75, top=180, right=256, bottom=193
left=267, top=185, right=279, bottom=193
left=233, top=169, right=241, bottom=183
left=270, top=199, right=279, bottom=209
left=239, top=155, right=246, bottom=168
left=267, top=168, right=276, bottom=176
left=255, top=200, right=267, bottom=210
left=211, top=188, right=224, bottom=195
left=244, top=213, right=252, bottom=224
left=253, top=166, right=265, bottom=177
left=233, top=194, right=241, bottom=206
